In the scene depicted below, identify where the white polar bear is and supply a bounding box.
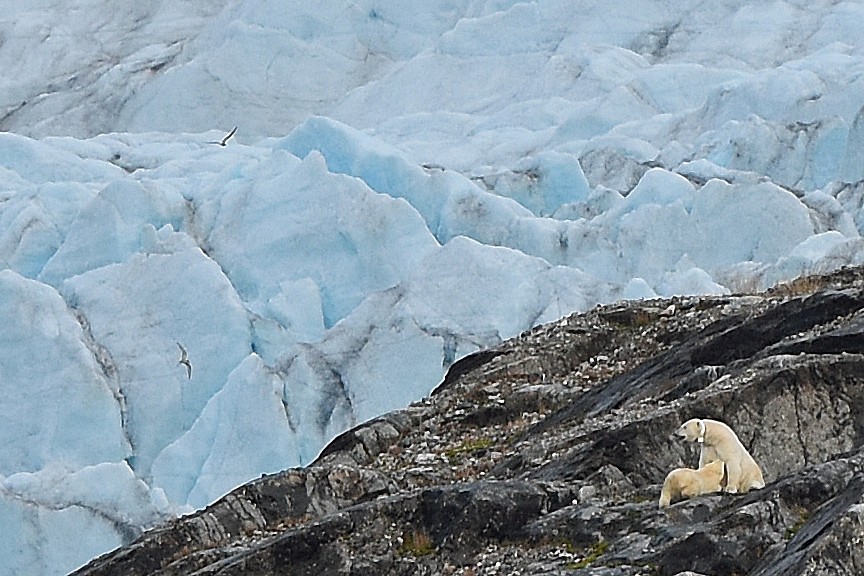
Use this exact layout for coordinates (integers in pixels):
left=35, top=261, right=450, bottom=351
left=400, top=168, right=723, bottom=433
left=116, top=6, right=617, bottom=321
left=675, top=418, right=765, bottom=493
left=658, top=459, right=726, bottom=508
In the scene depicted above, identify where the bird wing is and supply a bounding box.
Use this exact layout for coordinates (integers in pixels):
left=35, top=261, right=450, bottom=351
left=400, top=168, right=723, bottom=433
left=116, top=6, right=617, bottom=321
left=221, top=126, right=237, bottom=145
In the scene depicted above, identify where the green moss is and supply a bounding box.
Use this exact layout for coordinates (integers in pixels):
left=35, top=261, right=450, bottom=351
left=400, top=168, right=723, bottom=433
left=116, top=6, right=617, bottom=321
left=785, top=510, right=812, bottom=540
left=399, top=531, right=435, bottom=557
left=444, top=437, right=493, bottom=460
left=605, top=308, right=657, bottom=329
left=566, top=539, right=609, bottom=569
left=632, top=309, right=657, bottom=327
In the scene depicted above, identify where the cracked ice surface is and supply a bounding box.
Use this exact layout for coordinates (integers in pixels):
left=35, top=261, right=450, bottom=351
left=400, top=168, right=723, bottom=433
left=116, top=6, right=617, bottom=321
left=3, top=1, right=864, bottom=574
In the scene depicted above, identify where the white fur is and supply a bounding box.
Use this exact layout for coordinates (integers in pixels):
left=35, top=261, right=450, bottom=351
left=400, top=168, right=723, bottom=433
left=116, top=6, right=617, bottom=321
left=659, top=459, right=726, bottom=508
left=676, top=418, right=765, bottom=493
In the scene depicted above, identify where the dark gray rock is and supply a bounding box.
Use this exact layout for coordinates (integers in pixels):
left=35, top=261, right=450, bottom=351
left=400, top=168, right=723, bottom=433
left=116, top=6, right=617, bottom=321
left=72, top=268, right=864, bottom=576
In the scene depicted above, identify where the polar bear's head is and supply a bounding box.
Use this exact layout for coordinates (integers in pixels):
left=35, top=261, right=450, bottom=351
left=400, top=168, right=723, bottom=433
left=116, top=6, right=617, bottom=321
left=702, top=459, right=726, bottom=484
left=676, top=418, right=707, bottom=443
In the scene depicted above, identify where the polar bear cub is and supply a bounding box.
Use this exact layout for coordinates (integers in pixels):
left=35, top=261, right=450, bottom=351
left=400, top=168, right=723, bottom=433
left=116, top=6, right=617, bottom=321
left=659, top=460, right=726, bottom=508
left=676, top=418, right=765, bottom=493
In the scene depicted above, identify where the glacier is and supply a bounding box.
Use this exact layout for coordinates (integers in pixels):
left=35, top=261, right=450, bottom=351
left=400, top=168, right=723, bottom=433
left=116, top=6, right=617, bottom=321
left=2, top=1, right=864, bottom=574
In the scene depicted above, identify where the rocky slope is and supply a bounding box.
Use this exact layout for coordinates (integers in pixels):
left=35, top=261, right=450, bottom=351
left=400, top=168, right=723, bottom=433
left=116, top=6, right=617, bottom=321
left=73, top=268, right=864, bottom=576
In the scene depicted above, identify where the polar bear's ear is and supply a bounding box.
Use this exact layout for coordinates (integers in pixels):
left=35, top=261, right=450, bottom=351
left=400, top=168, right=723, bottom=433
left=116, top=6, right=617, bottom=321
left=696, top=419, right=706, bottom=443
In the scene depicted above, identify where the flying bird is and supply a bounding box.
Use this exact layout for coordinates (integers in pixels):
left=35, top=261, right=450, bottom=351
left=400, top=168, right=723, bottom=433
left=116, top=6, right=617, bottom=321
left=208, top=126, right=237, bottom=147
left=177, top=342, right=192, bottom=379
